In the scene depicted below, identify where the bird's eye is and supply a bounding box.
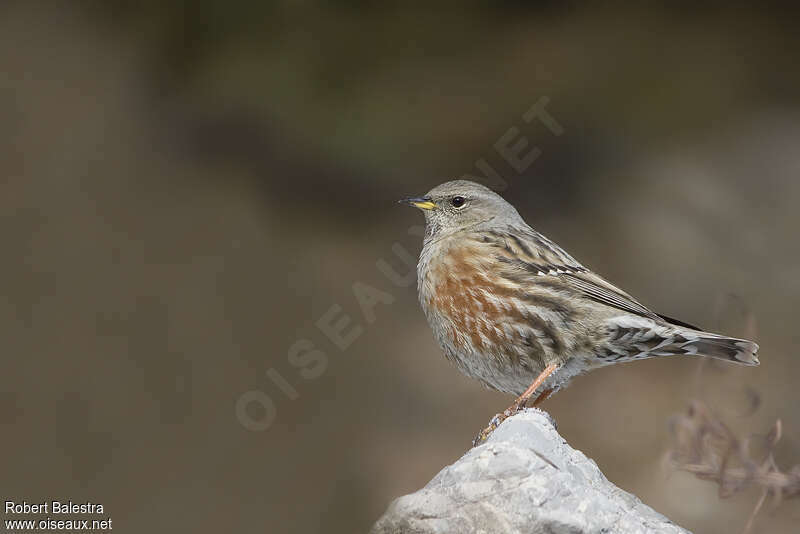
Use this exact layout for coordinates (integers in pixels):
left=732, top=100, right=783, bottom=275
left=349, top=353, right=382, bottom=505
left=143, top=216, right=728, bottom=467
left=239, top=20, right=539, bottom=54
left=451, top=196, right=466, bottom=208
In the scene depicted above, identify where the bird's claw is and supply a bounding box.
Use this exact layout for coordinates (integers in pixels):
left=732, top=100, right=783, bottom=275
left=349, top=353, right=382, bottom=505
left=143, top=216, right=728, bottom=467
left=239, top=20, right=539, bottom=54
left=472, top=411, right=509, bottom=447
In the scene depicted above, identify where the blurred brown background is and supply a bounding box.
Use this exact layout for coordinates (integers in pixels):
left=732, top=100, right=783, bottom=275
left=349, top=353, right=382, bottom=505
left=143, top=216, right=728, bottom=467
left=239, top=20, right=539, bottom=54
left=2, top=2, right=799, bottom=533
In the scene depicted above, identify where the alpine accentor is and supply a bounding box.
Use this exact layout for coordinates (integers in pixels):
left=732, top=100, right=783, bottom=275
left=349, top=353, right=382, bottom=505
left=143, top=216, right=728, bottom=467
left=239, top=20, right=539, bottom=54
left=400, top=180, right=759, bottom=445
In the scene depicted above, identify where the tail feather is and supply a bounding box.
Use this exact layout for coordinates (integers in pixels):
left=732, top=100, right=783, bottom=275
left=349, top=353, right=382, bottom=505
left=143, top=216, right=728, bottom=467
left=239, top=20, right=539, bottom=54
left=603, top=317, right=760, bottom=366
left=678, top=330, right=760, bottom=366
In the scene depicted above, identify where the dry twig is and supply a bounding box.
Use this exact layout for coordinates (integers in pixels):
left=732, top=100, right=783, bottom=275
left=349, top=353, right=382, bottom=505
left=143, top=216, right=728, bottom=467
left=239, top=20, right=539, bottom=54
left=665, top=400, right=800, bottom=533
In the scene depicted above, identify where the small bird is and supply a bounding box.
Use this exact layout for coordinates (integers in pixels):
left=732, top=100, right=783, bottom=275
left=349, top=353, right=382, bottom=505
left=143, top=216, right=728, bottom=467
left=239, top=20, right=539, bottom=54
left=400, top=180, right=759, bottom=445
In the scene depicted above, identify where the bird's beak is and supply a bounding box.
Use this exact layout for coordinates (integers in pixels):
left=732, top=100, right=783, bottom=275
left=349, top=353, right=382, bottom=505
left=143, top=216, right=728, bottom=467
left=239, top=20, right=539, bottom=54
left=398, top=196, right=437, bottom=210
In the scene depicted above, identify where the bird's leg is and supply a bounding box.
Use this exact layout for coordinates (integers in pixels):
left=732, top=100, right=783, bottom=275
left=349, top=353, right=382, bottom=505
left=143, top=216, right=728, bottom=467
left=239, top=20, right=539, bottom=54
left=532, top=388, right=554, bottom=407
left=510, top=364, right=558, bottom=411
left=472, top=363, right=558, bottom=447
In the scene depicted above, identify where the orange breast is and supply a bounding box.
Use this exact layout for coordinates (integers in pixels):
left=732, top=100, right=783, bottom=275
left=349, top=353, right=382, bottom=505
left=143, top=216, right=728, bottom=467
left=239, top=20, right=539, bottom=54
left=427, top=246, right=515, bottom=353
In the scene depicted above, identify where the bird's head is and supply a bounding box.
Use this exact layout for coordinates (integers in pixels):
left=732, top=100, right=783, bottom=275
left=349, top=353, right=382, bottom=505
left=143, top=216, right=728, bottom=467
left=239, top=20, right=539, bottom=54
left=399, top=180, right=523, bottom=239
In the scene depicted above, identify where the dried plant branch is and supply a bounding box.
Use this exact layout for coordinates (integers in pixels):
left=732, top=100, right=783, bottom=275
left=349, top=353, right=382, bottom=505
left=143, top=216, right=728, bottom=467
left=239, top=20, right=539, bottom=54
left=666, top=401, right=800, bottom=533
left=743, top=488, right=767, bottom=534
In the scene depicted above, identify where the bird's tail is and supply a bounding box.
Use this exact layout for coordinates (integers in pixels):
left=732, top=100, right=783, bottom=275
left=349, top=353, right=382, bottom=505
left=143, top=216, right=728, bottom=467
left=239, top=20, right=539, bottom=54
left=603, top=318, right=759, bottom=366
left=675, top=329, right=760, bottom=366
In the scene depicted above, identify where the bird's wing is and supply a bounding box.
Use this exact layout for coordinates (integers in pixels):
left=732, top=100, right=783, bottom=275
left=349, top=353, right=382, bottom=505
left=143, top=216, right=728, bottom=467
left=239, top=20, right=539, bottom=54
left=558, top=270, right=658, bottom=319
left=486, top=228, right=678, bottom=323
left=563, top=270, right=702, bottom=329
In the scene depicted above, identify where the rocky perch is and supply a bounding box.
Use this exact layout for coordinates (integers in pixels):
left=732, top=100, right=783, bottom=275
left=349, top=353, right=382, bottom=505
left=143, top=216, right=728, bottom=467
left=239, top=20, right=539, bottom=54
left=371, top=409, right=689, bottom=534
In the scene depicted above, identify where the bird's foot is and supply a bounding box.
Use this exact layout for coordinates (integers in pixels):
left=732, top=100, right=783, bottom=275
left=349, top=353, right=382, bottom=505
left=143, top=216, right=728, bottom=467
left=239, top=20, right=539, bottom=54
left=472, top=364, right=560, bottom=447
left=471, top=406, right=521, bottom=447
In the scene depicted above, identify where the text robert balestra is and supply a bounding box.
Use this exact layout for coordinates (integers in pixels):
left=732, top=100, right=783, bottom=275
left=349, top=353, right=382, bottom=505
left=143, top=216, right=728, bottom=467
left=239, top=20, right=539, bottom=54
left=5, top=501, right=105, bottom=514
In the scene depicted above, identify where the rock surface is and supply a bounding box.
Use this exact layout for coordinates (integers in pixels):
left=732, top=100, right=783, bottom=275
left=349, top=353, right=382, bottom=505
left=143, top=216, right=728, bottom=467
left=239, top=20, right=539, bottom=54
left=371, top=409, right=689, bottom=534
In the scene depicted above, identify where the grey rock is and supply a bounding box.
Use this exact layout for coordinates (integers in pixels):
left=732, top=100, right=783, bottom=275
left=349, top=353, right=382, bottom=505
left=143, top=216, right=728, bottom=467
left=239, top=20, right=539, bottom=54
left=371, top=409, right=689, bottom=534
